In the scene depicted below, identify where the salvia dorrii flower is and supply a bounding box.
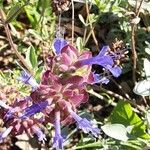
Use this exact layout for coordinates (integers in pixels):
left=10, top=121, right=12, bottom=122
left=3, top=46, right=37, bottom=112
left=18, top=71, right=38, bottom=90
left=0, top=38, right=124, bottom=149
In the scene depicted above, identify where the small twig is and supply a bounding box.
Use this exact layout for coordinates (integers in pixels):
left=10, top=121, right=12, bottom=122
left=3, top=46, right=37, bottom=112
left=83, top=1, right=91, bottom=46
left=131, top=0, right=144, bottom=83
left=85, top=1, right=99, bottom=50
left=88, top=89, right=117, bottom=107
left=110, top=78, right=131, bottom=100
left=71, top=0, right=74, bottom=45
left=83, top=18, right=88, bottom=46
left=131, top=24, right=137, bottom=83
left=56, top=12, right=62, bottom=38
left=136, top=0, right=144, bottom=16
left=142, top=96, right=148, bottom=107
left=0, top=9, right=34, bottom=76
left=101, top=87, right=146, bottom=113
left=0, top=43, right=9, bottom=51
left=88, top=88, right=144, bottom=114
left=135, top=0, right=139, bottom=14
left=65, top=128, right=78, bottom=141
left=84, top=25, right=95, bottom=45
left=91, top=83, right=145, bottom=113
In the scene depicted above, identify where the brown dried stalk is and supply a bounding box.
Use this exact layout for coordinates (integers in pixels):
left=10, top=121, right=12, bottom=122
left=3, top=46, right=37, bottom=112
left=131, top=0, right=144, bottom=83
left=0, top=9, right=34, bottom=76
left=71, top=0, right=74, bottom=45
left=85, top=1, right=99, bottom=50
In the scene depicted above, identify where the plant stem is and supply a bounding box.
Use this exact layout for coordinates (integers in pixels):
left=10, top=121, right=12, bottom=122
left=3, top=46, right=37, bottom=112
left=102, top=87, right=146, bottom=113
left=0, top=9, right=34, bottom=76
left=89, top=86, right=146, bottom=113
left=88, top=89, right=117, bottom=107
left=131, top=24, right=137, bottom=83
left=71, top=0, right=74, bottom=45
left=85, top=1, right=99, bottom=50
left=131, top=0, right=144, bottom=83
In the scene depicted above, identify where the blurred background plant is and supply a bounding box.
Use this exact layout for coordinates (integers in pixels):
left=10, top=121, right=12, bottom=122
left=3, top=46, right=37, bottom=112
left=0, top=0, right=150, bottom=149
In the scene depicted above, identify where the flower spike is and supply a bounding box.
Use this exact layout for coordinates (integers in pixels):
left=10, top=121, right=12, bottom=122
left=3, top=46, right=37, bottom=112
left=0, top=38, right=124, bottom=146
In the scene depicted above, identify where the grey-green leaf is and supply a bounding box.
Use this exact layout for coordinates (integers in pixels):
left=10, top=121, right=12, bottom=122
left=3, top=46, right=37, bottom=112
left=101, top=124, right=129, bottom=141
left=79, top=14, right=86, bottom=26
left=133, top=79, right=150, bottom=96
left=26, top=45, right=38, bottom=70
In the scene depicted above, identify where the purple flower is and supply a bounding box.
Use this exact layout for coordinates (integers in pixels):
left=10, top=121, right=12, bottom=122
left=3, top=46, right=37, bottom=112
left=53, top=111, right=64, bottom=150
left=5, top=108, right=16, bottom=120
left=92, top=72, right=109, bottom=84
left=20, top=101, right=48, bottom=119
left=77, top=46, right=122, bottom=77
left=79, top=46, right=113, bottom=65
left=32, top=125, right=46, bottom=142
left=69, top=110, right=100, bottom=137
left=18, top=71, right=38, bottom=90
left=53, top=134, right=64, bottom=150
left=0, top=126, right=13, bottom=142
left=53, top=38, right=68, bottom=55
left=79, top=55, right=113, bottom=67
left=4, top=97, right=31, bottom=121
left=106, top=65, right=122, bottom=77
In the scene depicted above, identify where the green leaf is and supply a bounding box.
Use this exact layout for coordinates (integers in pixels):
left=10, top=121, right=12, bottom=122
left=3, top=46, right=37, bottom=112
left=28, top=29, right=42, bottom=41
left=109, top=101, right=150, bottom=139
left=76, top=37, right=83, bottom=52
left=35, top=66, right=44, bottom=83
left=79, top=14, right=87, bottom=26
left=11, top=20, right=23, bottom=29
left=133, top=80, right=150, bottom=96
left=24, top=5, right=40, bottom=28
left=6, top=3, right=26, bottom=23
left=89, top=14, right=98, bottom=24
left=26, top=45, right=38, bottom=70
left=40, top=0, right=50, bottom=8
left=101, top=124, right=129, bottom=141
